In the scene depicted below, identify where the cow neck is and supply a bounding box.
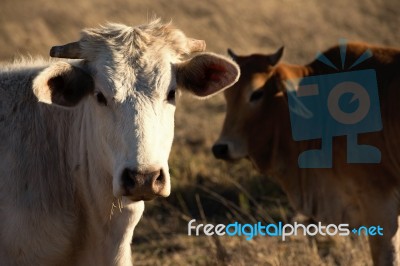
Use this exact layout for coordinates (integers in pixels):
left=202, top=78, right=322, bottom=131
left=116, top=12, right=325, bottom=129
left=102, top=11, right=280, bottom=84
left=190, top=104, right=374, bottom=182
left=19, top=102, right=77, bottom=212
left=70, top=103, right=116, bottom=223
left=66, top=104, right=144, bottom=265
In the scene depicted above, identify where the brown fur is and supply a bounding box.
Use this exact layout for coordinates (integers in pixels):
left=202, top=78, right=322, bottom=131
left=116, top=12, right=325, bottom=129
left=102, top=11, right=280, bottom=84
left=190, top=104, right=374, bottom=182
left=215, top=42, right=400, bottom=266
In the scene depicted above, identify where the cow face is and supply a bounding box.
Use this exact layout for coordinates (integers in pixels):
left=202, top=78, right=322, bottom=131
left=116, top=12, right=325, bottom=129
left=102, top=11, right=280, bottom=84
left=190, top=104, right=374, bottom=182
left=33, top=21, right=240, bottom=201
left=213, top=47, right=285, bottom=165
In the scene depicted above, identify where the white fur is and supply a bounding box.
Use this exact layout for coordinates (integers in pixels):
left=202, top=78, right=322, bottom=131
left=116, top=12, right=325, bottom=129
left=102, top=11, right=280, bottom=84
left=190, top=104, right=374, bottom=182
left=0, top=21, right=240, bottom=265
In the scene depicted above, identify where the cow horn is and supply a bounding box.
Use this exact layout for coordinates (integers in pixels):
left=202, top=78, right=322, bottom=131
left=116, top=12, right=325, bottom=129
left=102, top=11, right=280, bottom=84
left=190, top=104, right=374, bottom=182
left=187, top=38, right=206, bottom=53
left=50, top=41, right=82, bottom=59
left=227, top=48, right=238, bottom=61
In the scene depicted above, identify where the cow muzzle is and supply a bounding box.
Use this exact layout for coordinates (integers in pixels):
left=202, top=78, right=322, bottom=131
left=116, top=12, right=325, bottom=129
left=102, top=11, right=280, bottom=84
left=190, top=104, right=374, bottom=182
left=121, top=167, right=169, bottom=201
left=212, top=143, right=230, bottom=160
left=212, top=140, right=247, bottom=161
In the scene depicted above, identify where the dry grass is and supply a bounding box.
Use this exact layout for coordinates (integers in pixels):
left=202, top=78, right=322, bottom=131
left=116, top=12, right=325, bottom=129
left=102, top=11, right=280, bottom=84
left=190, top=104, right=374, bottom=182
left=1, top=0, right=399, bottom=265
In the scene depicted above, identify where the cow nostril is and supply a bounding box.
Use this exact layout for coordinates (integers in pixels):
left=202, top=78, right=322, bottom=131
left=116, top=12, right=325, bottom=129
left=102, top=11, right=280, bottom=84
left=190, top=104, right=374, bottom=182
left=151, top=169, right=166, bottom=195
left=122, top=169, right=135, bottom=189
left=156, top=170, right=165, bottom=183
left=212, top=144, right=229, bottom=159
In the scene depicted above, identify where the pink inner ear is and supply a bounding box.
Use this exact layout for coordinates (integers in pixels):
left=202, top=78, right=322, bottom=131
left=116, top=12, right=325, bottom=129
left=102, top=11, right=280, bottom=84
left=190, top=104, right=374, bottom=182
left=207, top=64, right=226, bottom=82
left=210, top=73, right=221, bottom=81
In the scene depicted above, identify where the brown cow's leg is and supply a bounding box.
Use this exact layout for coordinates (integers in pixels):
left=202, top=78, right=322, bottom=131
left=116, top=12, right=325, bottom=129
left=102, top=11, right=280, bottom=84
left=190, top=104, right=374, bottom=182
left=369, top=235, right=396, bottom=266
left=392, top=217, right=400, bottom=265
left=363, top=198, right=398, bottom=266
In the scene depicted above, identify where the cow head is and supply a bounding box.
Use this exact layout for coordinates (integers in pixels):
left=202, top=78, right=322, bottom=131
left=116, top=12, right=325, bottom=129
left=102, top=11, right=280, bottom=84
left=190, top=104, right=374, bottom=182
left=212, top=47, right=286, bottom=167
left=33, top=21, right=240, bottom=201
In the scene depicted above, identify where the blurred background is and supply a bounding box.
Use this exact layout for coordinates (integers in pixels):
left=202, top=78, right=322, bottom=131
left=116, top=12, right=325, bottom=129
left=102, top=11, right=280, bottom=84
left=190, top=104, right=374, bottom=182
left=1, top=0, right=399, bottom=265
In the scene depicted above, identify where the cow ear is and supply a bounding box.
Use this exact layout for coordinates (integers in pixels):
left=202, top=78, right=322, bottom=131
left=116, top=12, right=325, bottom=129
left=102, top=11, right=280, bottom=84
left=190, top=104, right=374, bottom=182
left=176, top=53, right=240, bottom=97
left=33, top=62, right=94, bottom=107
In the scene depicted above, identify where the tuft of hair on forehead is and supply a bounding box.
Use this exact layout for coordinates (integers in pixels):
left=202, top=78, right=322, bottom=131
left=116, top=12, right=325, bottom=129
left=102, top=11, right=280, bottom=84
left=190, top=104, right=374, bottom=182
left=79, top=19, right=192, bottom=60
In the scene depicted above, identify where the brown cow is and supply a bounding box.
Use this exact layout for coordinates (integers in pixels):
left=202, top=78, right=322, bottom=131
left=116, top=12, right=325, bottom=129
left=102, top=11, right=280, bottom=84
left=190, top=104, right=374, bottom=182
left=212, top=43, right=400, bottom=266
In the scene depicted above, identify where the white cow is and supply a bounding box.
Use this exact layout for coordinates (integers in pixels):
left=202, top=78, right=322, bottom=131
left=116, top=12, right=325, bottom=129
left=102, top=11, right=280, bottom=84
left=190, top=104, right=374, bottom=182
left=0, top=20, right=239, bottom=266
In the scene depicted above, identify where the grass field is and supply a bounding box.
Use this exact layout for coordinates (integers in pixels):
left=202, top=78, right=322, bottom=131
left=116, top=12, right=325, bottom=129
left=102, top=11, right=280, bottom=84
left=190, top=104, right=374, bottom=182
left=1, top=0, right=399, bottom=265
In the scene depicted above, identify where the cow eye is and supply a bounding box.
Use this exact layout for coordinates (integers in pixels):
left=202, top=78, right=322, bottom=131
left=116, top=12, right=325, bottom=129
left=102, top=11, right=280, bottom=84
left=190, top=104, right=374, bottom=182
left=95, top=92, right=108, bottom=106
left=167, top=89, right=176, bottom=103
left=249, top=90, right=264, bottom=102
